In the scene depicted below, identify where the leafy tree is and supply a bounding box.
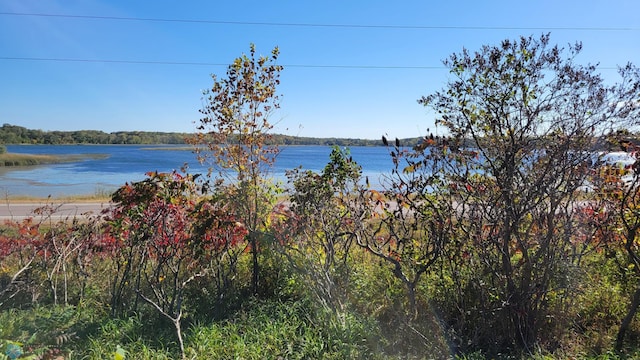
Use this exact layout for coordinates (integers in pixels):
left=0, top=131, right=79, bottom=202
left=417, top=34, right=638, bottom=353
left=189, top=44, right=283, bottom=294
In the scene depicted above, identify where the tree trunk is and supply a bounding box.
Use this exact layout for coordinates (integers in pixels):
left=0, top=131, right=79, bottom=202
left=616, top=284, right=640, bottom=351
left=407, top=284, right=418, bottom=320
left=251, top=235, right=259, bottom=295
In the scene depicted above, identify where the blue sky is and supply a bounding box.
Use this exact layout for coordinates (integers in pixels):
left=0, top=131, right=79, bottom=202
left=1, top=1, right=638, bottom=140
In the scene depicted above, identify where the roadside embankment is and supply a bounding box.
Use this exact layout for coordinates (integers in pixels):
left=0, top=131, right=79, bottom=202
left=0, top=202, right=112, bottom=221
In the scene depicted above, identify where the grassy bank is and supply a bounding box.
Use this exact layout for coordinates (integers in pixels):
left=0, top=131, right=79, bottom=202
left=0, top=152, right=108, bottom=167
left=0, top=152, right=63, bottom=166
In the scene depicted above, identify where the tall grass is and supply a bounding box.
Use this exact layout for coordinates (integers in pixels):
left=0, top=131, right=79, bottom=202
left=0, top=152, right=108, bottom=167
left=0, top=153, right=61, bottom=166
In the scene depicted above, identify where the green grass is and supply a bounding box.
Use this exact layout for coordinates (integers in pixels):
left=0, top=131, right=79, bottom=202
left=0, top=152, right=108, bottom=167
left=0, top=299, right=384, bottom=359
left=0, top=152, right=62, bottom=166
left=186, top=299, right=379, bottom=359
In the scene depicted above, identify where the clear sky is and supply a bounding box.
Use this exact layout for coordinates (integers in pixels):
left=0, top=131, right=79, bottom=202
left=0, top=1, right=638, bottom=140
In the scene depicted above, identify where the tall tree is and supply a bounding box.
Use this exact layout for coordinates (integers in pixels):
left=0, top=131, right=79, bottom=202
left=418, top=34, right=637, bottom=352
left=189, top=44, right=283, bottom=294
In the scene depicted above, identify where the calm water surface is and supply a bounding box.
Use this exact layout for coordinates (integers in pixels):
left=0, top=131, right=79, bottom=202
left=1, top=145, right=395, bottom=197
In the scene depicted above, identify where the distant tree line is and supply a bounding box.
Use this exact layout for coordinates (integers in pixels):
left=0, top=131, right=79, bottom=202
left=0, top=123, right=425, bottom=147
left=0, top=124, right=189, bottom=145
left=269, top=134, right=422, bottom=147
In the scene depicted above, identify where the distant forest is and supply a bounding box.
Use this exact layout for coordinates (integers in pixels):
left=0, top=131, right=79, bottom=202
left=0, top=123, right=424, bottom=147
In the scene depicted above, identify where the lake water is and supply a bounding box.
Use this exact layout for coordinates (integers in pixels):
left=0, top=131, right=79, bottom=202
left=1, top=145, right=396, bottom=197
